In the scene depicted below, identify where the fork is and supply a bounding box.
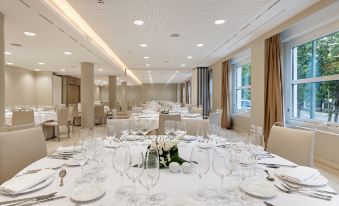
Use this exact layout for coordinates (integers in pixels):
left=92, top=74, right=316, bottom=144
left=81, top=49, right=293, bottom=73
left=274, top=183, right=332, bottom=201
left=17, top=165, right=64, bottom=176
left=282, top=181, right=337, bottom=195
left=281, top=182, right=333, bottom=198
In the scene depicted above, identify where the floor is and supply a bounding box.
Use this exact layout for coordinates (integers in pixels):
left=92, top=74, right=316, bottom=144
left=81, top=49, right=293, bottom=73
left=46, top=126, right=339, bottom=193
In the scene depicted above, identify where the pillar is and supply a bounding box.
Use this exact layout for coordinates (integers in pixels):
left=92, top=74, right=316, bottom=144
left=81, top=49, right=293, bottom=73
left=81, top=62, right=94, bottom=128
left=108, top=75, right=116, bottom=110
left=0, top=13, right=5, bottom=130
left=121, top=81, right=127, bottom=111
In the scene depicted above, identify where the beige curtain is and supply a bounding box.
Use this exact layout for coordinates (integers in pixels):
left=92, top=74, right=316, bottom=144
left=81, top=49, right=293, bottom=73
left=264, top=34, right=284, bottom=147
left=221, top=60, right=232, bottom=129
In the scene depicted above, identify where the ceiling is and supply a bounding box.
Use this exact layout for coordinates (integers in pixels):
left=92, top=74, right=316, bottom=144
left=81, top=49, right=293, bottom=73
left=2, top=0, right=320, bottom=84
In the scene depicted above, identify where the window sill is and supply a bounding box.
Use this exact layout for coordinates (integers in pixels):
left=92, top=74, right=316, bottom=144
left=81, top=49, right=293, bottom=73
left=287, top=118, right=339, bottom=134
left=232, top=111, right=251, bottom=118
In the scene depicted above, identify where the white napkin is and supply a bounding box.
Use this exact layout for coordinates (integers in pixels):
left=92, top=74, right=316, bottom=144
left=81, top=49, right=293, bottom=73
left=56, top=146, right=80, bottom=153
left=0, top=169, right=55, bottom=195
left=281, top=166, right=320, bottom=183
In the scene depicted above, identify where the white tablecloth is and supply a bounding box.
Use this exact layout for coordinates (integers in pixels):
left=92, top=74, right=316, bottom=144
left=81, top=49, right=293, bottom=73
left=5, top=111, right=56, bottom=127
left=0, top=141, right=338, bottom=206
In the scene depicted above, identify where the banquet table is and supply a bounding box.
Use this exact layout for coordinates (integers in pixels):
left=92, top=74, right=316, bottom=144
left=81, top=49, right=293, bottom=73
left=0, top=139, right=338, bottom=206
left=5, top=111, right=56, bottom=127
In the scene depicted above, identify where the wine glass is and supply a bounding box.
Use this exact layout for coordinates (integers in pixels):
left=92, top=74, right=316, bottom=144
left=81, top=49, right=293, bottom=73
left=121, top=120, right=130, bottom=139
left=125, top=147, right=145, bottom=205
left=207, top=124, right=220, bottom=144
left=93, top=140, right=108, bottom=182
left=73, top=140, right=89, bottom=184
left=139, top=148, right=166, bottom=204
left=190, top=146, right=211, bottom=201
left=112, top=143, right=135, bottom=198
left=212, top=148, right=233, bottom=203
left=249, top=133, right=264, bottom=154
left=129, top=120, right=139, bottom=143
left=196, top=125, right=204, bottom=140
left=139, top=120, right=149, bottom=143
left=164, top=120, right=173, bottom=138
left=106, top=125, right=116, bottom=148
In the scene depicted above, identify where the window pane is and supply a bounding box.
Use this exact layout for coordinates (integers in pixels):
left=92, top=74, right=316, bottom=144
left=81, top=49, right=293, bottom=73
left=292, top=80, right=339, bottom=123
left=241, top=64, right=251, bottom=86
left=236, top=88, right=251, bottom=111
left=293, top=31, right=339, bottom=80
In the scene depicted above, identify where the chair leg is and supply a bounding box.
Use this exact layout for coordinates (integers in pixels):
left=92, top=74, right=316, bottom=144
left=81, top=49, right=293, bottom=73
left=56, top=126, right=60, bottom=142
left=67, top=125, right=70, bottom=138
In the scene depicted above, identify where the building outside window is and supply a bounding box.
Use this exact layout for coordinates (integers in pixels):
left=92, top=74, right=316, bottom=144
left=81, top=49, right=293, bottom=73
left=234, top=63, right=251, bottom=113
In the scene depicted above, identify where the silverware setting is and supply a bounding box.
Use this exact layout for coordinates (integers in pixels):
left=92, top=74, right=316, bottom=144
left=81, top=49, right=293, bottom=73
left=282, top=181, right=337, bottom=195
left=264, top=170, right=275, bottom=181
left=258, top=163, right=298, bottom=168
left=16, top=165, right=64, bottom=176
left=274, top=183, right=332, bottom=201
left=59, top=169, right=67, bottom=187
left=0, top=192, right=65, bottom=206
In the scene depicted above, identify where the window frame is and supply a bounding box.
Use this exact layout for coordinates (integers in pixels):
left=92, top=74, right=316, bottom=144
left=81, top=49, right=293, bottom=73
left=283, top=24, right=339, bottom=129
left=232, top=59, right=251, bottom=116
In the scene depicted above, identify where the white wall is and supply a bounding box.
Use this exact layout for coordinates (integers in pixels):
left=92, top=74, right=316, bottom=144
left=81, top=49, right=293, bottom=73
left=52, top=75, right=62, bottom=106
left=100, top=85, right=108, bottom=102
left=5, top=66, right=35, bottom=106
left=35, top=72, right=53, bottom=106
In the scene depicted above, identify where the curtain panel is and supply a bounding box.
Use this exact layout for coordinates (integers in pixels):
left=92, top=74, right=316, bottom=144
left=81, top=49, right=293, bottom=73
left=264, top=34, right=284, bottom=147
left=196, top=67, right=210, bottom=117
left=221, top=60, right=232, bottom=129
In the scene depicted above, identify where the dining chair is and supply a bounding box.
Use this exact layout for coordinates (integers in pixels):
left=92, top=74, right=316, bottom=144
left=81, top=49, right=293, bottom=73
left=43, top=108, right=70, bottom=141
left=191, top=107, right=203, bottom=116
left=0, top=127, right=47, bottom=184
left=132, top=106, right=143, bottom=114
left=12, top=110, right=34, bottom=126
left=72, top=103, right=81, bottom=126
left=94, top=105, right=106, bottom=125
left=208, top=111, right=222, bottom=127
left=266, top=123, right=315, bottom=167
left=158, top=114, right=181, bottom=135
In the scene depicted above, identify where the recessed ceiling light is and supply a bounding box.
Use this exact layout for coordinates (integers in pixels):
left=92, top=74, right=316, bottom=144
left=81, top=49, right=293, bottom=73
left=6, top=62, right=13, bottom=65
left=38, top=62, right=45, bottom=65
left=144, top=56, right=150, bottom=59
left=180, top=64, right=186, bottom=67
left=186, top=56, right=192, bottom=59
left=214, top=19, right=226, bottom=25
left=34, top=69, right=40, bottom=72
left=98, top=68, right=103, bottom=72
left=24, top=31, right=36, bottom=36
left=4, top=51, right=12, bottom=55
left=140, top=43, right=148, bottom=47
left=64, top=51, right=72, bottom=55
left=60, top=69, right=66, bottom=72
left=146, top=64, right=150, bottom=67
left=134, top=20, right=144, bottom=25
left=196, top=43, right=204, bottom=47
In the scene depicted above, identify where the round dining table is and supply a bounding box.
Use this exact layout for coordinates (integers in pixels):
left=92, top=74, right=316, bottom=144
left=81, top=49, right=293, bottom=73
left=0, top=139, right=338, bottom=206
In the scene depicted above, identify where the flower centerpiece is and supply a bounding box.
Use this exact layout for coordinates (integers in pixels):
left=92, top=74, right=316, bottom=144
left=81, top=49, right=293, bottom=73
left=148, top=139, right=186, bottom=168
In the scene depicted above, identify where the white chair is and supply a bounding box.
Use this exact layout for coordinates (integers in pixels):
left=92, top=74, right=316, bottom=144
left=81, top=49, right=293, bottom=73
left=158, top=114, right=181, bottom=135
left=209, top=111, right=222, bottom=127
left=132, top=106, right=143, bottom=114
left=0, top=127, right=47, bottom=183
left=191, top=107, right=203, bottom=116
left=12, top=110, right=34, bottom=126
left=43, top=108, right=70, bottom=141
left=267, top=124, right=315, bottom=167
left=72, top=103, right=81, bottom=126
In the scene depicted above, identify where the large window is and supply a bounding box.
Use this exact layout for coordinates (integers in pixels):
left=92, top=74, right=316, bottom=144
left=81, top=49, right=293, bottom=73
left=291, top=31, right=339, bottom=124
left=234, top=63, right=251, bottom=112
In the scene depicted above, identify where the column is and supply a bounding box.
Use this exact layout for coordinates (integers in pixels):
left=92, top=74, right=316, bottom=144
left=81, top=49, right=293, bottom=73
left=0, top=13, right=5, bottom=130
left=81, top=62, right=94, bottom=128
left=108, top=75, right=116, bottom=110
left=121, top=81, right=127, bottom=111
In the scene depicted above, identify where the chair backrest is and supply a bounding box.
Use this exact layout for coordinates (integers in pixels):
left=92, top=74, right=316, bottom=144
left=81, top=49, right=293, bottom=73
left=12, top=110, right=34, bottom=126
left=94, top=105, right=105, bottom=118
left=209, top=111, right=222, bottom=127
left=158, top=114, right=181, bottom=135
left=0, top=127, right=47, bottom=183
left=57, top=108, right=69, bottom=126
left=267, top=125, right=315, bottom=167
left=191, top=107, right=203, bottom=116
left=132, top=106, right=143, bottom=114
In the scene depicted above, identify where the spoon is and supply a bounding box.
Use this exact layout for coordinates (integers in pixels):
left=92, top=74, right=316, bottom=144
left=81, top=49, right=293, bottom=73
left=264, top=169, right=275, bottom=181
left=59, top=169, right=67, bottom=187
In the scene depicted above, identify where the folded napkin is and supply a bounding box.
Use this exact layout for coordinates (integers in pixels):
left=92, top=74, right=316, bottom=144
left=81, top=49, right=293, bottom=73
left=0, top=169, right=55, bottom=195
left=281, top=166, right=320, bottom=183
left=56, top=145, right=80, bottom=153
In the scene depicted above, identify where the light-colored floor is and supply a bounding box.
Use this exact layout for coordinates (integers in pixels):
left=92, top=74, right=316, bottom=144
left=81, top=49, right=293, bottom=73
left=46, top=126, right=339, bottom=192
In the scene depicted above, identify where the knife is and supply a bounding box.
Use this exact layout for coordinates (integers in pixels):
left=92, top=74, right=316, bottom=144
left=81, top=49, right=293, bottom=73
left=0, top=192, right=57, bottom=205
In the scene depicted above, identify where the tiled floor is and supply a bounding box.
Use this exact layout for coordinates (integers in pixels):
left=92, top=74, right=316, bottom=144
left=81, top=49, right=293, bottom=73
left=46, top=126, right=339, bottom=192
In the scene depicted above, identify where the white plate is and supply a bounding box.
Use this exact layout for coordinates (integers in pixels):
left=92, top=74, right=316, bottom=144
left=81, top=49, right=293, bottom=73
left=183, top=135, right=197, bottom=141
left=1, top=176, right=55, bottom=195
left=240, top=179, right=277, bottom=198
left=275, top=168, right=328, bottom=186
left=70, top=185, right=105, bottom=202
left=197, top=142, right=214, bottom=149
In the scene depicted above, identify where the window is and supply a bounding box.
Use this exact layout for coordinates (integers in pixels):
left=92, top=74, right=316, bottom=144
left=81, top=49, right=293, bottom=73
left=290, top=31, right=339, bottom=124
left=234, top=63, right=251, bottom=112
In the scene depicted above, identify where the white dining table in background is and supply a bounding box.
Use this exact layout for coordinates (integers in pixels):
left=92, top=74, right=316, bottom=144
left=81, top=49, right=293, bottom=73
left=5, top=111, right=56, bottom=127
left=0, top=140, right=337, bottom=206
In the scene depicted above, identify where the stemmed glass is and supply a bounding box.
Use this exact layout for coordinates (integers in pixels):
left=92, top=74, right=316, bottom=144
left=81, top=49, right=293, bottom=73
left=130, top=120, right=139, bottom=140
left=164, top=120, right=173, bottom=138
left=190, top=146, right=211, bottom=201
left=106, top=125, right=116, bottom=148
left=112, top=143, right=135, bottom=198
left=140, top=120, right=150, bottom=142
left=207, top=124, right=220, bottom=144
left=212, top=148, right=233, bottom=203
left=248, top=132, right=265, bottom=154
left=139, top=148, right=164, bottom=204
left=121, top=121, right=130, bottom=139
left=93, top=140, right=107, bottom=182
left=73, top=140, right=89, bottom=184
left=196, top=125, right=204, bottom=140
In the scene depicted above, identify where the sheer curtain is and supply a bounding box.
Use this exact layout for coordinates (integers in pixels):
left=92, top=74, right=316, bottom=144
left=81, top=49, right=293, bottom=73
left=264, top=34, right=284, bottom=146
left=221, top=60, right=232, bottom=129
